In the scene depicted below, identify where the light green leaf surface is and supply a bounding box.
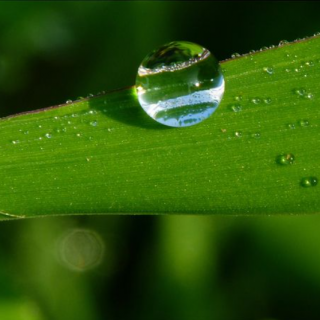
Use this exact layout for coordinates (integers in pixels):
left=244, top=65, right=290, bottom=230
left=1, top=36, right=320, bottom=219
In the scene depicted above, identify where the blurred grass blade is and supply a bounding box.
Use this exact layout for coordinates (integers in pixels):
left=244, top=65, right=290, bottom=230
left=1, top=35, right=320, bottom=219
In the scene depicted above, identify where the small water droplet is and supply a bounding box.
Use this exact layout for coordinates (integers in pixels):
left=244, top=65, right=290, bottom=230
left=234, top=131, right=242, bottom=138
left=306, top=93, right=314, bottom=99
left=45, top=133, right=52, bottom=139
left=287, top=123, right=296, bottom=130
left=230, top=104, right=242, bottom=112
left=76, top=133, right=82, bottom=137
left=231, top=53, right=241, bottom=58
left=38, top=125, right=42, bottom=128
left=66, top=100, right=73, bottom=104
left=298, top=119, right=309, bottom=127
left=23, top=131, right=29, bottom=135
left=251, top=98, right=261, bottom=104
left=136, top=41, right=225, bottom=127
left=301, top=177, right=318, bottom=188
left=234, top=95, right=242, bottom=101
left=276, top=153, right=295, bottom=165
left=251, top=132, right=261, bottom=139
left=305, top=60, right=314, bottom=67
left=263, top=67, right=274, bottom=74
left=279, top=40, right=289, bottom=46
left=263, top=98, right=272, bottom=104
left=89, top=121, right=98, bottom=127
left=12, top=140, right=20, bottom=145
left=87, top=94, right=94, bottom=98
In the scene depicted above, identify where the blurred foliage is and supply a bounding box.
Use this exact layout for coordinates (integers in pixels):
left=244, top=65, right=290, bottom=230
left=1, top=2, right=320, bottom=320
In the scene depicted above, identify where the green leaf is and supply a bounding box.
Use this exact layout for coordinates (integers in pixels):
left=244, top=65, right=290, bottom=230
left=1, top=35, right=320, bottom=219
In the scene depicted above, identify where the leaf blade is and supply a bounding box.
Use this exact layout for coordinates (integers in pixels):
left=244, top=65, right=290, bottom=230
left=1, top=36, right=320, bottom=217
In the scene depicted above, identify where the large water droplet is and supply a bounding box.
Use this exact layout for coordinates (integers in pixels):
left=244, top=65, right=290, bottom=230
left=301, top=177, right=318, bottom=188
left=135, top=41, right=225, bottom=127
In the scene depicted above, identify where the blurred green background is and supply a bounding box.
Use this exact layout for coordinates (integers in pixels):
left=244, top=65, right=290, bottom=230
left=1, top=2, right=320, bottom=320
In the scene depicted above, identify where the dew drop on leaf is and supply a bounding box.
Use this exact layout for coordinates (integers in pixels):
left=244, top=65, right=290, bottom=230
left=135, top=41, right=225, bottom=127
left=301, top=177, right=318, bottom=188
left=276, top=153, right=295, bottom=165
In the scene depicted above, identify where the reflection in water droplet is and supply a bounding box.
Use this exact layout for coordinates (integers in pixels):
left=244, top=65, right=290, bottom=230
left=45, top=133, right=52, bottom=139
left=58, top=229, right=104, bottom=272
left=234, top=131, right=242, bottom=138
left=301, top=177, right=318, bottom=188
left=276, top=153, right=295, bottom=165
left=136, top=41, right=225, bottom=127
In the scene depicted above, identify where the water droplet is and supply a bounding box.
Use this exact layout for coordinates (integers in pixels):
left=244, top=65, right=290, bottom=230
left=305, top=60, right=314, bottom=67
left=276, top=153, right=295, bottom=165
left=87, top=94, right=94, bottom=98
left=298, top=119, right=309, bottom=127
left=294, top=88, right=308, bottom=97
left=301, top=177, right=318, bottom=188
left=12, top=140, right=20, bottom=144
left=45, top=133, right=52, bottom=139
left=288, top=123, right=296, bottom=130
left=251, top=132, right=261, bottom=139
left=38, top=125, right=42, bottom=128
left=251, top=98, right=261, bottom=104
left=279, top=40, right=289, bottom=46
left=263, top=98, right=272, bottom=104
left=231, top=53, right=241, bottom=58
left=263, top=67, right=274, bottom=74
left=306, top=93, right=314, bottom=99
left=234, top=131, right=242, bottom=138
left=76, top=133, right=82, bottom=137
left=89, top=121, right=98, bottom=127
left=66, top=100, right=73, bottom=104
left=135, top=41, right=225, bottom=127
left=234, top=95, right=242, bottom=101
left=230, top=104, right=242, bottom=112
left=23, top=131, right=29, bottom=135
